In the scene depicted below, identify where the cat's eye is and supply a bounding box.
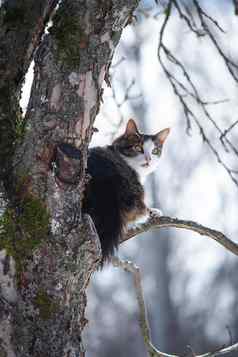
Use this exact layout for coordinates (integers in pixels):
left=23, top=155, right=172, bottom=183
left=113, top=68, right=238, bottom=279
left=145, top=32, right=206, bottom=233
left=152, top=147, right=161, bottom=156
left=134, top=145, right=143, bottom=153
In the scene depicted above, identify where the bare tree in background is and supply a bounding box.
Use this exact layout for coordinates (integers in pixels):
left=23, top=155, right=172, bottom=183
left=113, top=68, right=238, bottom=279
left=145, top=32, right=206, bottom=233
left=155, top=0, right=238, bottom=185
left=85, top=3, right=238, bottom=354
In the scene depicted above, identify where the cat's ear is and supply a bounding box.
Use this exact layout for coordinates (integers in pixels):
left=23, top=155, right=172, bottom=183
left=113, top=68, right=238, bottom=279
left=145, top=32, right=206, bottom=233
left=154, top=128, right=170, bottom=144
left=125, top=118, right=140, bottom=136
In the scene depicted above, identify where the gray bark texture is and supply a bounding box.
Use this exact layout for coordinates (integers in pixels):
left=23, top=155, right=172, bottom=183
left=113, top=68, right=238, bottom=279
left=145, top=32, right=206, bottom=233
left=0, top=1, right=139, bottom=356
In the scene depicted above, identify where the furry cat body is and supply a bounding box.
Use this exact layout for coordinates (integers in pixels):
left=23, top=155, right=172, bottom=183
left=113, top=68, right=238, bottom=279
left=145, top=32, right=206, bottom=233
left=83, top=119, right=170, bottom=261
left=83, top=145, right=146, bottom=258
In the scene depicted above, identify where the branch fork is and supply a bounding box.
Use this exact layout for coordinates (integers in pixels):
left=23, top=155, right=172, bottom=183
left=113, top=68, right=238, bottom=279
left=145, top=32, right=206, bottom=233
left=116, top=211, right=238, bottom=356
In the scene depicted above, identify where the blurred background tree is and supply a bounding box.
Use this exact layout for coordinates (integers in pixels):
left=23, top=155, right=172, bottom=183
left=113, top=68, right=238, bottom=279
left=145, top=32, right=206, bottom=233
left=83, top=1, right=238, bottom=356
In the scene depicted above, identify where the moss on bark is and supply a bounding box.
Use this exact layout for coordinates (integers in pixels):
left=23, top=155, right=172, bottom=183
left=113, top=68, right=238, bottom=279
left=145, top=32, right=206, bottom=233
left=50, top=3, right=89, bottom=69
left=34, top=290, right=59, bottom=320
left=0, top=190, right=50, bottom=281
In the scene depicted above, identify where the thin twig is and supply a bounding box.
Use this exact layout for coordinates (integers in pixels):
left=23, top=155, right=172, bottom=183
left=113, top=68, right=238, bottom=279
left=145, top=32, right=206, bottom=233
left=220, top=120, right=238, bottom=140
left=113, top=257, right=238, bottom=357
left=155, top=0, right=238, bottom=187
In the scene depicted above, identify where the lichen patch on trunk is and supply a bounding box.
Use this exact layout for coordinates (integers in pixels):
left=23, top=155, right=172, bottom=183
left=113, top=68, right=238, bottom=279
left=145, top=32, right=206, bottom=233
left=0, top=315, right=16, bottom=357
left=0, top=249, right=17, bottom=303
left=75, top=71, right=97, bottom=141
left=50, top=83, right=62, bottom=111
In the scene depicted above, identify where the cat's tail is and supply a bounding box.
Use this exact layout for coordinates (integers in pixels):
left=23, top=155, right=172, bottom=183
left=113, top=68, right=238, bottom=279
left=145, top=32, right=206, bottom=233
left=83, top=177, right=124, bottom=262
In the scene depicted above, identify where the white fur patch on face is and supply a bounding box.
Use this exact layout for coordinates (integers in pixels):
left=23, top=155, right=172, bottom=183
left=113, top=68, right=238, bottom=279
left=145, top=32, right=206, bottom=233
left=122, top=139, right=160, bottom=183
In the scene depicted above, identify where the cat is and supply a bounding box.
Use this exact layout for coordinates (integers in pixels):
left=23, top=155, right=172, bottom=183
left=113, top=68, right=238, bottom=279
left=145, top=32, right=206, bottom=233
left=83, top=118, right=170, bottom=261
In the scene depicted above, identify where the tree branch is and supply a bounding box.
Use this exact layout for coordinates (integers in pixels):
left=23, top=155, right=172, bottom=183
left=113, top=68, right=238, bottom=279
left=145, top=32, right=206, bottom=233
left=113, top=257, right=238, bottom=357
left=121, top=214, right=238, bottom=257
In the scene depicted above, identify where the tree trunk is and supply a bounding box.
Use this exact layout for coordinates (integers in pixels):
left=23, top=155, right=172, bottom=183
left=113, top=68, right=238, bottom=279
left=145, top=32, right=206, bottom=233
left=0, top=1, right=139, bottom=356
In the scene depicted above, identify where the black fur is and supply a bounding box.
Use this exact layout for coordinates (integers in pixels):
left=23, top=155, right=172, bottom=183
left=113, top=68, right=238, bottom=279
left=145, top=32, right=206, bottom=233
left=83, top=146, right=145, bottom=260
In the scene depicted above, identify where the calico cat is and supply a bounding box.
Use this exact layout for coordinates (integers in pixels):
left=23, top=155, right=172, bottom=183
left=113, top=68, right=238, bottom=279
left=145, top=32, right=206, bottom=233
left=83, top=119, right=170, bottom=261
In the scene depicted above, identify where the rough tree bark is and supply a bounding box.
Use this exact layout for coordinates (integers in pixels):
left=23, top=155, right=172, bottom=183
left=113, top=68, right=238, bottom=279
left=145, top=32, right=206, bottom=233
left=0, top=1, right=139, bottom=356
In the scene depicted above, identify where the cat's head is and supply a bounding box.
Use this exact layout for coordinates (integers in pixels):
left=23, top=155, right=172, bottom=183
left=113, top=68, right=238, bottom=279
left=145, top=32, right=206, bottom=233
left=112, top=118, right=170, bottom=181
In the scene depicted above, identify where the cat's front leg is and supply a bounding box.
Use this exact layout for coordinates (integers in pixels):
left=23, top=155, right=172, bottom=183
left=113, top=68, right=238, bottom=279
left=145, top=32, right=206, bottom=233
left=134, top=207, right=163, bottom=224
left=127, top=207, right=162, bottom=230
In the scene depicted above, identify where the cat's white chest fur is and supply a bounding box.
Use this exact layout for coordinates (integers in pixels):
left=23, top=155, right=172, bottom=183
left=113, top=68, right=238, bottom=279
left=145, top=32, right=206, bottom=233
left=134, top=162, right=159, bottom=184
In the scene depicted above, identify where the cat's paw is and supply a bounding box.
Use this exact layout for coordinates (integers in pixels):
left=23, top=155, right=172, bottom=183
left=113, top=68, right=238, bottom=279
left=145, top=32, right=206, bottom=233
left=149, top=208, right=163, bottom=218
